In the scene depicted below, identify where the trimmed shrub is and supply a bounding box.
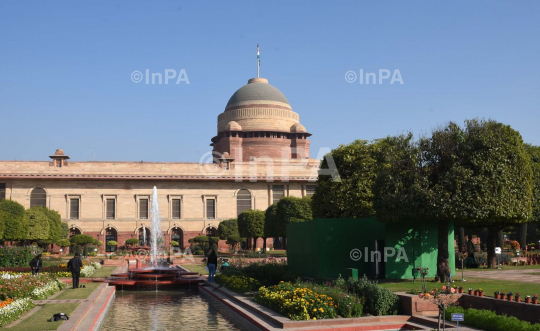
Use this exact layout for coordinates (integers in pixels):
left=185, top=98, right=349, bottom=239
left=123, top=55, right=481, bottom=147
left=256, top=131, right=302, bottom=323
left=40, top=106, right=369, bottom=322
left=344, top=275, right=400, bottom=316
left=445, top=306, right=540, bottom=331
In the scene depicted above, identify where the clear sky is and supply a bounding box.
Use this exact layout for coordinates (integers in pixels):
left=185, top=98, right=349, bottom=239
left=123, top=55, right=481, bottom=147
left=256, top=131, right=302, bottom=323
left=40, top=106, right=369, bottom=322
left=1, top=1, right=539, bottom=162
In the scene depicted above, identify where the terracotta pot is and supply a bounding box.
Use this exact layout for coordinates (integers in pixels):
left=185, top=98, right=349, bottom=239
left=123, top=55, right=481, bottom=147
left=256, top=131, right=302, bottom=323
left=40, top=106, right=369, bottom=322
left=516, top=297, right=521, bottom=302
left=529, top=261, right=533, bottom=265
left=480, top=292, right=484, bottom=297
left=533, top=298, right=538, bottom=305
left=475, top=290, right=479, bottom=296
left=514, top=262, right=518, bottom=266
left=495, top=294, right=501, bottom=299
left=468, top=290, right=473, bottom=295
left=526, top=297, right=531, bottom=304
left=508, top=295, right=514, bottom=301
left=459, top=288, right=464, bottom=294
left=501, top=294, right=506, bottom=300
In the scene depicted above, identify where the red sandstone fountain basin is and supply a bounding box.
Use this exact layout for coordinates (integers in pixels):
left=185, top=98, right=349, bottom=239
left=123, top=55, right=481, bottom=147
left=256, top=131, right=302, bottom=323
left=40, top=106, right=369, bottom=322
left=105, top=267, right=204, bottom=289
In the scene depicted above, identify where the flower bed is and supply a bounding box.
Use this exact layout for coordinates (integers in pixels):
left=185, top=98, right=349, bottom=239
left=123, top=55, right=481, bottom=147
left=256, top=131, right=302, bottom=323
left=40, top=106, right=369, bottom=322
left=214, top=274, right=261, bottom=293
left=0, top=274, right=65, bottom=301
left=255, top=281, right=338, bottom=320
left=0, top=261, right=100, bottom=278
left=221, top=258, right=297, bottom=286
left=0, top=298, right=34, bottom=327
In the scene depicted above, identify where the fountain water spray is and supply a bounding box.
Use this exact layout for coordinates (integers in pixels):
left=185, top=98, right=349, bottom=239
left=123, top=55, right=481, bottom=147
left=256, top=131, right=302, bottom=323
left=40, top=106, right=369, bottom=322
left=150, top=186, right=164, bottom=267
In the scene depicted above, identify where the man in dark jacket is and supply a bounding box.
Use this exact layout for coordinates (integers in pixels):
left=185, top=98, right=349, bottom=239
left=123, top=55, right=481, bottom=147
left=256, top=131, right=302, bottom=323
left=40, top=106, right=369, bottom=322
left=67, top=253, right=83, bottom=289
left=29, top=254, right=42, bottom=276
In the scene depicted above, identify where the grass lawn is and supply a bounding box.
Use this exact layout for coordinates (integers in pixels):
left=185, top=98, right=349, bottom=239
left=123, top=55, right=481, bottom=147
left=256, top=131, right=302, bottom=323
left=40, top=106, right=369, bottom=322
left=461, top=265, right=540, bottom=271
left=266, top=250, right=287, bottom=257
left=89, top=266, right=116, bottom=278
left=54, top=283, right=101, bottom=300
left=6, top=303, right=80, bottom=331
left=182, top=264, right=208, bottom=275
left=379, top=277, right=540, bottom=297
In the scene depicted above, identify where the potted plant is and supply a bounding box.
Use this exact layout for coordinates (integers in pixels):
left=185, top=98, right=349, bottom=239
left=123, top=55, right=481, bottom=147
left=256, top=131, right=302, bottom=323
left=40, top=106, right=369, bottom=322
left=479, top=289, right=484, bottom=297
left=501, top=291, right=506, bottom=300
left=514, top=261, right=518, bottom=266
left=459, top=286, right=464, bottom=294
left=494, top=291, right=501, bottom=299
left=525, top=295, right=531, bottom=304
left=515, top=293, right=521, bottom=302
left=474, top=289, right=480, bottom=296
left=507, top=292, right=514, bottom=301
left=533, top=294, right=538, bottom=305
left=468, top=287, right=473, bottom=295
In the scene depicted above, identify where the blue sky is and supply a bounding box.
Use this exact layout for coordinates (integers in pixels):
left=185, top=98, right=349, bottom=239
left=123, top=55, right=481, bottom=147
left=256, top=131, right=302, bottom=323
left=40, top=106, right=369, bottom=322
left=1, top=1, right=539, bottom=162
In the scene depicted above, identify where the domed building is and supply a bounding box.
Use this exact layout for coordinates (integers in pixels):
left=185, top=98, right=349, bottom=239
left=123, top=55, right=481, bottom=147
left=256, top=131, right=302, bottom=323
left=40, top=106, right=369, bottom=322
left=0, top=76, right=319, bottom=253
left=211, top=78, right=311, bottom=161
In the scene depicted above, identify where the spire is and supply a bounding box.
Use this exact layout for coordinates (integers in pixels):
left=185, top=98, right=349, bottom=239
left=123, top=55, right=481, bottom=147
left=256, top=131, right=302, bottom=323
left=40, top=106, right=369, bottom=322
left=257, top=44, right=260, bottom=78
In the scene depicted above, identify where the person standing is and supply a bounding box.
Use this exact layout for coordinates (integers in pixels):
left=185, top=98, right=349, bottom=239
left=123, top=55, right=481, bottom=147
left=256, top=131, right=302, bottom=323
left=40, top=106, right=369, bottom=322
left=29, top=254, right=42, bottom=276
left=207, top=246, right=218, bottom=282
left=67, top=253, right=83, bottom=289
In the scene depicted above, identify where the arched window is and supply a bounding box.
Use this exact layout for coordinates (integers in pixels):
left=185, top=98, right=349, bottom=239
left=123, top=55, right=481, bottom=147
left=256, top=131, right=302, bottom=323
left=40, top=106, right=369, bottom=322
left=138, top=227, right=151, bottom=247
left=69, top=227, right=81, bottom=254
left=30, top=188, right=47, bottom=208
left=236, top=189, right=252, bottom=216
left=105, top=228, right=118, bottom=252
left=171, top=228, right=184, bottom=249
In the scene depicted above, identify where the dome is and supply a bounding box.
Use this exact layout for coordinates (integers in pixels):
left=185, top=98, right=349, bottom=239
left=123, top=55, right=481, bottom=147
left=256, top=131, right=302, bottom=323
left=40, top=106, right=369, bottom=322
left=225, top=121, right=242, bottom=131
left=54, top=149, right=65, bottom=156
left=225, top=78, right=289, bottom=110
left=290, top=123, right=306, bottom=133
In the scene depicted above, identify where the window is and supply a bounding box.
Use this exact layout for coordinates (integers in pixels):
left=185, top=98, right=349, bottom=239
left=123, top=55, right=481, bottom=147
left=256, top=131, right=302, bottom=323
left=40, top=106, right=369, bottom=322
left=306, top=185, right=316, bottom=197
left=105, top=228, right=117, bottom=252
left=70, top=199, right=80, bottom=219
left=206, top=199, right=215, bottom=219
left=30, top=188, right=47, bottom=208
left=171, top=228, right=183, bottom=249
left=272, top=185, right=284, bottom=203
left=0, top=184, right=5, bottom=200
left=138, top=227, right=150, bottom=247
left=106, top=199, right=115, bottom=219
left=172, top=199, right=181, bottom=219
left=236, top=189, right=252, bottom=216
left=139, top=199, right=149, bottom=219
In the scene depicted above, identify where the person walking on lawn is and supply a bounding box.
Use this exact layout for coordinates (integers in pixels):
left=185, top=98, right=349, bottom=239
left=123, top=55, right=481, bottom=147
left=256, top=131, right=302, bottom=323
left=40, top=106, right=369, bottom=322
left=67, top=253, right=83, bottom=289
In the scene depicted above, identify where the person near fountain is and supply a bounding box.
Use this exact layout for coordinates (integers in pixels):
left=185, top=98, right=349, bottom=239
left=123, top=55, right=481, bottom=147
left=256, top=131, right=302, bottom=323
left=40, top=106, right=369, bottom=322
left=67, top=253, right=83, bottom=289
left=207, top=245, right=218, bottom=282
left=29, top=254, right=42, bottom=276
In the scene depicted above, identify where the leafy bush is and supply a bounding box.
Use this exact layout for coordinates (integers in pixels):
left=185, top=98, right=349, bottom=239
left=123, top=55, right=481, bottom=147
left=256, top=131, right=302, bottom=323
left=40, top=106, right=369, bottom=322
left=80, top=265, right=95, bottom=277
left=255, top=281, right=337, bottom=320
left=0, top=200, right=27, bottom=241
left=214, top=274, right=261, bottom=293
left=223, top=258, right=298, bottom=287
left=125, top=238, right=139, bottom=247
left=445, top=306, right=540, bottom=331
left=0, top=246, right=36, bottom=268
left=343, top=275, right=400, bottom=316
left=304, top=282, right=363, bottom=318
left=56, top=239, right=71, bottom=248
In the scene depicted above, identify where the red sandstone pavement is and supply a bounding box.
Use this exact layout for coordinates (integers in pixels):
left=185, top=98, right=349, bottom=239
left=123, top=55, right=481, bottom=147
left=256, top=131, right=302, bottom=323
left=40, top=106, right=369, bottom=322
left=463, top=269, right=540, bottom=283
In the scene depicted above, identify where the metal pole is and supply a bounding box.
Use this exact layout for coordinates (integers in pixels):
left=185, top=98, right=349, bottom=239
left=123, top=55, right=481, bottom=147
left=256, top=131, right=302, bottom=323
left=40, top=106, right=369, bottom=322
left=461, top=259, right=466, bottom=281
left=457, top=321, right=459, bottom=331
left=443, top=305, right=446, bottom=331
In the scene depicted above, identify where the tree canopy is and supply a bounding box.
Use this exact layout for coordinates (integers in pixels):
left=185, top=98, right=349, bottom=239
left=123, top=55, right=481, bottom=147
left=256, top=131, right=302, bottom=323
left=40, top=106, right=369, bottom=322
left=70, top=234, right=95, bottom=246
left=57, top=239, right=71, bottom=248
left=217, top=218, right=239, bottom=240
left=525, top=144, right=540, bottom=224
left=125, top=238, right=139, bottom=247
left=312, top=140, right=380, bottom=219
left=0, top=200, right=27, bottom=241
left=272, top=196, right=313, bottom=237
left=264, top=203, right=279, bottom=238
left=25, top=208, right=50, bottom=241
left=238, top=209, right=265, bottom=239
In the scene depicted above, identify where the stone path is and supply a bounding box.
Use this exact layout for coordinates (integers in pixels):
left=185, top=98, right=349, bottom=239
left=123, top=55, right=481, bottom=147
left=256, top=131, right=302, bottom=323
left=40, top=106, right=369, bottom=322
left=463, top=269, right=540, bottom=283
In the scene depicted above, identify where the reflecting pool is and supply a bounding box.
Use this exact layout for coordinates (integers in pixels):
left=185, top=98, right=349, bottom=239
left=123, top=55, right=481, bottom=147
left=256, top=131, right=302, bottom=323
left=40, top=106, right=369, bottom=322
left=100, top=289, right=246, bottom=331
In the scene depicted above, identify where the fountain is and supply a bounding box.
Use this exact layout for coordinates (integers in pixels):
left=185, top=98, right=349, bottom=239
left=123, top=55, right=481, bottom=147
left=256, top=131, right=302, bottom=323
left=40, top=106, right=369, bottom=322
left=103, top=186, right=204, bottom=289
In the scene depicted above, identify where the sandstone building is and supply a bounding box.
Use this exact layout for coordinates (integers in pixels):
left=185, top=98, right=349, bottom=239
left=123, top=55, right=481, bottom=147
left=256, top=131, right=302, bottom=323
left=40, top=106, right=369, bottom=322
left=0, top=77, right=319, bottom=252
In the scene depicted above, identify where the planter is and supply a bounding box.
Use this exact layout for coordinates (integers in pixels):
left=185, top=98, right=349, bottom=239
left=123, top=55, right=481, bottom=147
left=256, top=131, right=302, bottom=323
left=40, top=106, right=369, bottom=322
left=459, top=288, right=464, bottom=294
left=514, top=262, right=518, bottom=266
left=468, top=290, right=474, bottom=295
left=501, top=294, right=506, bottom=300
left=480, top=292, right=484, bottom=297
left=533, top=298, right=538, bottom=305
left=526, top=297, right=531, bottom=304
left=516, top=297, right=521, bottom=303
left=474, top=290, right=480, bottom=296
left=495, top=294, right=501, bottom=299
left=508, top=295, right=514, bottom=301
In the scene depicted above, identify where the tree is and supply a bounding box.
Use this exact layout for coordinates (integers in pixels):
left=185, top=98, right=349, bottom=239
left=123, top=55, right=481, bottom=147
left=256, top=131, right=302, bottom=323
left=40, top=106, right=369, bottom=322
left=34, top=207, right=62, bottom=249
left=125, top=238, right=139, bottom=248
left=61, top=222, right=69, bottom=239
left=0, top=200, right=27, bottom=242
left=238, top=210, right=265, bottom=251
left=264, top=203, right=279, bottom=239
left=525, top=144, right=540, bottom=224
left=274, top=196, right=313, bottom=238
left=57, top=239, right=71, bottom=248
left=312, top=140, right=379, bottom=219
left=70, top=234, right=96, bottom=256
left=25, top=208, right=50, bottom=241
left=218, top=219, right=239, bottom=239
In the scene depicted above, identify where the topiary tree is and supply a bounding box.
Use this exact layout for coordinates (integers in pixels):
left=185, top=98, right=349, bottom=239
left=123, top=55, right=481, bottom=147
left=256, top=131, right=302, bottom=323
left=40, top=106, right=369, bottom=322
left=0, top=200, right=27, bottom=242
left=107, top=240, right=118, bottom=247
left=25, top=208, right=50, bottom=241
left=170, top=240, right=179, bottom=247
left=238, top=209, right=266, bottom=251
left=275, top=196, right=313, bottom=238
left=264, top=203, right=279, bottom=239
left=57, top=239, right=71, bottom=249
left=125, top=238, right=139, bottom=248
left=218, top=218, right=241, bottom=250
left=61, top=222, right=69, bottom=239
left=226, top=234, right=242, bottom=251
left=33, top=207, right=62, bottom=250
left=70, top=234, right=96, bottom=256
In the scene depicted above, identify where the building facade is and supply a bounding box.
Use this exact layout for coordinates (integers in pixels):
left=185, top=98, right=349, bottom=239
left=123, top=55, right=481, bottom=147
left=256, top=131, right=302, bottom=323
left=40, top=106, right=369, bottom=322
left=0, top=77, right=319, bottom=252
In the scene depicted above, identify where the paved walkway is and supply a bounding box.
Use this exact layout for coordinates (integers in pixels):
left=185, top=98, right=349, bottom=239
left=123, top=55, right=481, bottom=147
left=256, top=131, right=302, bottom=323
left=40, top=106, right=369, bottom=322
left=463, top=269, right=540, bottom=283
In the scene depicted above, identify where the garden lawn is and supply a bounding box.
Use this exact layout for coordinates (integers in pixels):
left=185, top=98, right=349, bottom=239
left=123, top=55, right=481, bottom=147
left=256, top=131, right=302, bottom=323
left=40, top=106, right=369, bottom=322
left=5, top=303, right=79, bottom=331
left=379, top=277, right=540, bottom=298
left=461, top=265, right=540, bottom=271
left=266, top=250, right=287, bottom=257
left=89, top=266, right=116, bottom=278
left=182, top=265, right=208, bottom=275
left=53, top=283, right=101, bottom=300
